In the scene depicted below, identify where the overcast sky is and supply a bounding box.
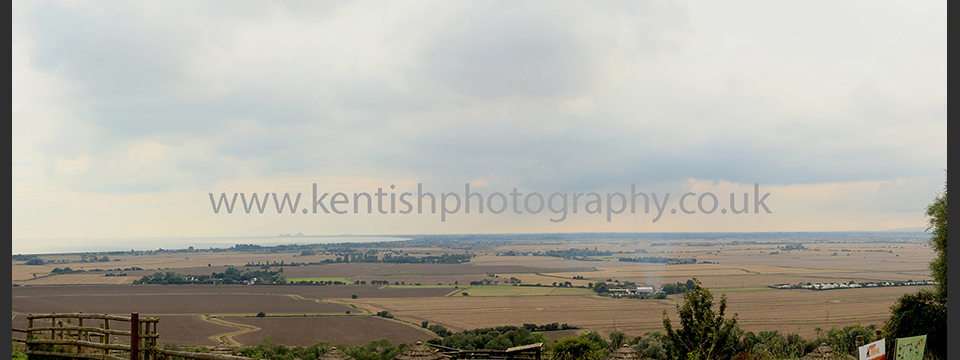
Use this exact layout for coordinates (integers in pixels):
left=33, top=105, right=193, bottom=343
left=12, top=1, right=947, bottom=252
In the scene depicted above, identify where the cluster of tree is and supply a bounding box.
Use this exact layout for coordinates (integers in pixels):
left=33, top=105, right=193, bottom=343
left=419, top=322, right=452, bottom=337
left=380, top=253, right=473, bottom=264
left=660, top=279, right=697, bottom=295
left=134, top=266, right=286, bottom=285
left=590, top=281, right=609, bottom=294
left=374, top=311, right=393, bottom=319
left=223, top=337, right=407, bottom=360
left=292, top=251, right=475, bottom=265
left=522, top=323, right=576, bottom=332
left=430, top=326, right=549, bottom=351
left=539, top=247, right=613, bottom=259
left=246, top=260, right=290, bottom=267
left=778, top=243, right=806, bottom=251
left=50, top=267, right=84, bottom=274
left=624, top=292, right=668, bottom=300
left=587, top=279, right=634, bottom=293
left=80, top=254, right=111, bottom=262
left=617, top=256, right=671, bottom=263
left=15, top=254, right=126, bottom=265
left=15, top=255, right=46, bottom=265
left=289, top=280, right=348, bottom=285
left=650, top=242, right=681, bottom=247
left=550, top=331, right=634, bottom=360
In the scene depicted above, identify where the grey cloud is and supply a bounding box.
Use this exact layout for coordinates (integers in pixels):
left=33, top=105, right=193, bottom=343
left=422, top=2, right=691, bottom=98
left=16, top=1, right=945, bottom=197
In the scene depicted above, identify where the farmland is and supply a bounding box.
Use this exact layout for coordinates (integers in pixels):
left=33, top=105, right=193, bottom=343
left=222, top=316, right=437, bottom=346
left=339, top=286, right=928, bottom=340
left=12, top=293, right=353, bottom=315
left=11, top=232, right=936, bottom=349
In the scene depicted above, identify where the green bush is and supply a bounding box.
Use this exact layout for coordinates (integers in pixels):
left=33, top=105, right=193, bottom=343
left=663, top=278, right=740, bottom=360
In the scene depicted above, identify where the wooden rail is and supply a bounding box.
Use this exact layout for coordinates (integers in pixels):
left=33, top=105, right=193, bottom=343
left=16, top=313, right=256, bottom=360
left=21, top=313, right=159, bottom=360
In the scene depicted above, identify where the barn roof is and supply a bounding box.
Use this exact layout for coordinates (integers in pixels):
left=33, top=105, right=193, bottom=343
left=392, top=342, right=450, bottom=360
left=505, top=343, right=543, bottom=353
left=317, top=348, right=355, bottom=360
left=319, top=347, right=356, bottom=360
left=601, top=344, right=640, bottom=360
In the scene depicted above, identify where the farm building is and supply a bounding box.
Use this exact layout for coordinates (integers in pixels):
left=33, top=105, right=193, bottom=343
left=319, top=347, right=356, bottom=360
left=601, top=344, right=640, bottom=360
left=608, top=286, right=658, bottom=297
left=633, top=286, right=656, bottom=294
left=393, top=341, right=450, bottom=360
left=608, top=288, right=631, bottom=297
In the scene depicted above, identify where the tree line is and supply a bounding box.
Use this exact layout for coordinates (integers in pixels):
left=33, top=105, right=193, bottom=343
left=134, top=266, right=286, bottom=285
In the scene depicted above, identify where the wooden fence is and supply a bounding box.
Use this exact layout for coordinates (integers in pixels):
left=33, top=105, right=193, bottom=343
left=12, top=313, right=253, bottom=360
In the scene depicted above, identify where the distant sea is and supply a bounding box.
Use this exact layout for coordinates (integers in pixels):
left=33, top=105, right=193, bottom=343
left=11, top=236, right=410, bottom=255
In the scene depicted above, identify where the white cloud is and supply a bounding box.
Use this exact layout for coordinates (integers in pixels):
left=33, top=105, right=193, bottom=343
left=559, top=96, right=596, bottom=117
left=127, top=141, right=169, bottom=162
left=54, top=156, right=91, bottom=174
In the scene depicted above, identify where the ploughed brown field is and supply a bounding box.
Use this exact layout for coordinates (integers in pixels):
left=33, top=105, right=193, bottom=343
left=220, top=316, right=437, bottom=347
left=10, top=284, right=456, bottom=299
left=12, top=293, right=352, bottom=315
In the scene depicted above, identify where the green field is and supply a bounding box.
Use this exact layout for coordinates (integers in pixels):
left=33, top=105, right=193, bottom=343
left=384, top=284, right=462, bottom=289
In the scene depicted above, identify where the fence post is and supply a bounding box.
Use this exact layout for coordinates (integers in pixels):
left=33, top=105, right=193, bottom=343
left=131, top=313, right=139, bottom=360
left=27, top=315, right=33, bottom=359
left=78, top=315, right=83, bottom=341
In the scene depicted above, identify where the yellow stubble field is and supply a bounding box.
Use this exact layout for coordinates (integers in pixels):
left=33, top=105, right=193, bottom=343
left=343, top=285, right=928, bottom=341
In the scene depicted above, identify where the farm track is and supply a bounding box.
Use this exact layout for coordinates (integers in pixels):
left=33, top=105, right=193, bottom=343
left=204, top=316, right=261, bottom=346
